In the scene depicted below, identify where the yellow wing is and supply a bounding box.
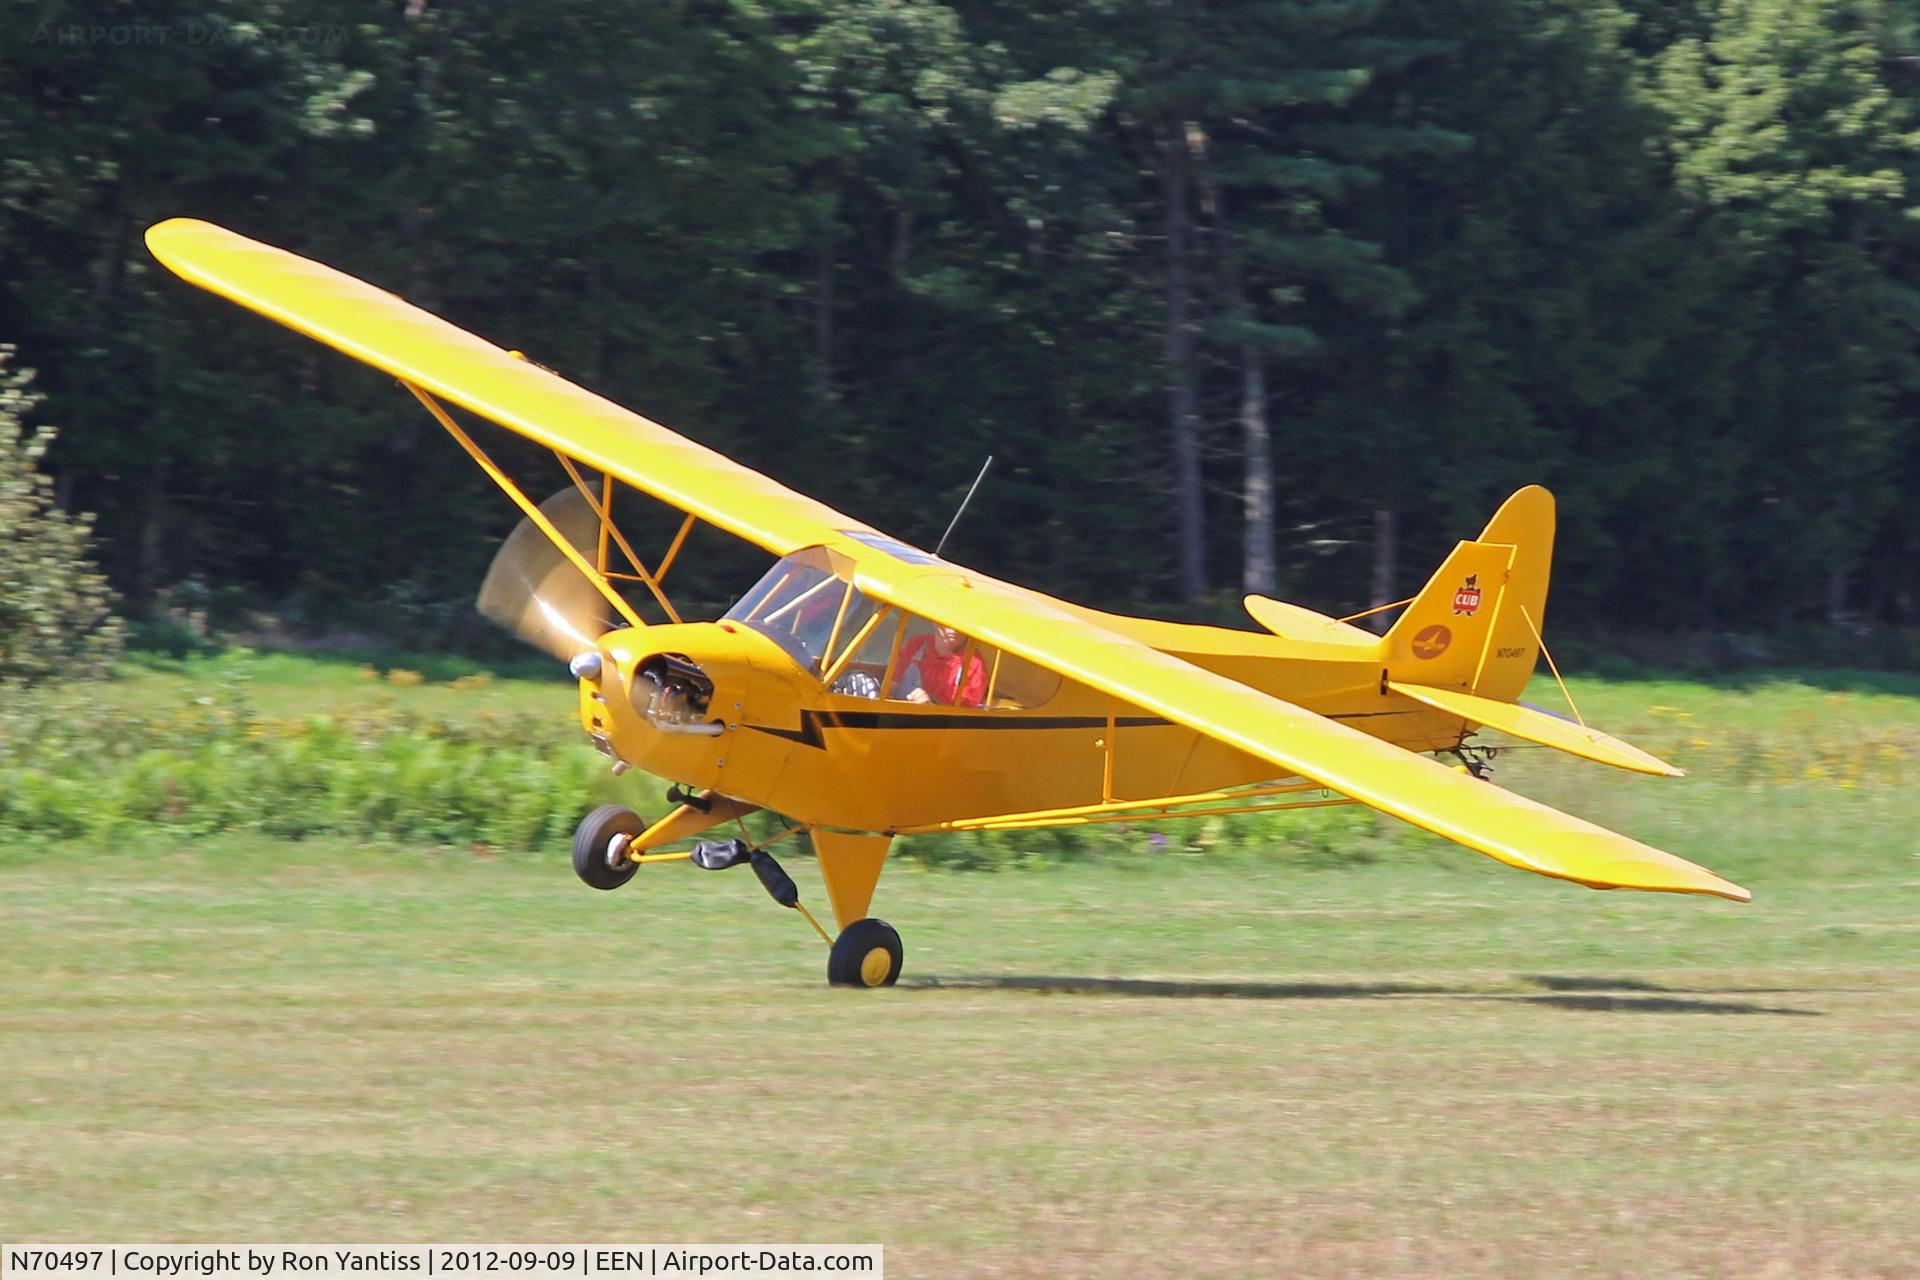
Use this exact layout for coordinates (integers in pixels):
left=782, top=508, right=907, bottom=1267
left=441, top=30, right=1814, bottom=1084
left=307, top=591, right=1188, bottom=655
left=853, top=563, right=1748, bottom=903
left=149, top=217, right=1746, bottom=904
left=144, top=218, right=866, bottom=558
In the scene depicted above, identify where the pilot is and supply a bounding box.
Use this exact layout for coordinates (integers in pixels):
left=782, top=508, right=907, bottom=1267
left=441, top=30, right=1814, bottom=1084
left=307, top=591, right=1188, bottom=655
left=897, top=624, right=987, bottom=707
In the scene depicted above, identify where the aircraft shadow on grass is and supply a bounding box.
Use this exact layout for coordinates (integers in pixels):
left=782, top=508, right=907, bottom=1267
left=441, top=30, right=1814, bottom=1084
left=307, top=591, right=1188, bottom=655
left=909, top=973, right=1823, bottom=1017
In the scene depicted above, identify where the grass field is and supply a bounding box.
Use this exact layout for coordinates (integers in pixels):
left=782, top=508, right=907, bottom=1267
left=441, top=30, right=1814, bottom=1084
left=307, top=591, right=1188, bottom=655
left=3, top=659, right=1918, bottom=1275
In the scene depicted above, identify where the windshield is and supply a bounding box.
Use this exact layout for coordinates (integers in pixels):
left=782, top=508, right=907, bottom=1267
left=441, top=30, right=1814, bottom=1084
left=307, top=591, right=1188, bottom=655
left=724, top=549, right=867, bottom=674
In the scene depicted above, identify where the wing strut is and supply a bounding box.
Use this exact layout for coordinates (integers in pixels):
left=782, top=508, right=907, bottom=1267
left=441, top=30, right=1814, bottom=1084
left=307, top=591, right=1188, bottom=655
left=552, top=451, right=684, bottom=624
left=656, top=513, right=697, bottom=582
left=401, top=381, right=646, bottom=634
left=899, top=780, right=1354, bottom=834
left=1101, top=698, right=1118, bottom=803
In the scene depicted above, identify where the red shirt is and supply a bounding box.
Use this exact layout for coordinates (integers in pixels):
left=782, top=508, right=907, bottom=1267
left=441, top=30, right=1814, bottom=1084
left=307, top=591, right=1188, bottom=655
left=898, top=634, right=987, bottom=707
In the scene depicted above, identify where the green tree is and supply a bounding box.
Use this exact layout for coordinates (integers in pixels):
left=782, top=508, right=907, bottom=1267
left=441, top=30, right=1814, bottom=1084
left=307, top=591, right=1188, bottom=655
left=1316, top=0, right=1685, bottom=622
left=1859, top=2, right=1920, bottom=624
left=1649, top=0, right=1918, bottom=624
left=0, top=348, right=123, bottom=682
left=991, top=0, right=1448, bottom=605
left=0, top=0, right=387, bottom=605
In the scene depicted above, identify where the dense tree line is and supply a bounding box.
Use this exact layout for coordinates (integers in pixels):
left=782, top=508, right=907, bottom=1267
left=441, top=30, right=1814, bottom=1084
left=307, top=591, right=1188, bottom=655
left=2, top=0, right=1915, bottom=646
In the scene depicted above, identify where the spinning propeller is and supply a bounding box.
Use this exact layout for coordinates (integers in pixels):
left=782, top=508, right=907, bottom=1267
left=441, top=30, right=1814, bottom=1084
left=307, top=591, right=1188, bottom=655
left=475, top=486, right=624, bottom=661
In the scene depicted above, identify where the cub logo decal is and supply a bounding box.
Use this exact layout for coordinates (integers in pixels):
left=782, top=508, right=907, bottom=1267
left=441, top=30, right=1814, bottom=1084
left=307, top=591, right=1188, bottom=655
left=1452, top=574, right=1482, bottom=616
left=1411, top=624, right=1452, bottom=660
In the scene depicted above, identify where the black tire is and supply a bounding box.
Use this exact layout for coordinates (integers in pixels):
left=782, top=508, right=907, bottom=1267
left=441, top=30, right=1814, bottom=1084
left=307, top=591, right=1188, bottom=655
left=572, top=804, right=645, bottom=891
left=827, top=918, right=903, bottom=988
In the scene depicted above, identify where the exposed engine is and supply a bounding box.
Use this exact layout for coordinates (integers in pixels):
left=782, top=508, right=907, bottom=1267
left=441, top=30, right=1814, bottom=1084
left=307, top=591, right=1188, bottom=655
left=633, top=652, right=721, bottom=735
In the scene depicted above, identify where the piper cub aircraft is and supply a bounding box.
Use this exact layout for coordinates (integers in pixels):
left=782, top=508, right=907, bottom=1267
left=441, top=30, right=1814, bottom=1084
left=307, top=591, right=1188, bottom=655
left=148, top=218, right=1749, bottom=987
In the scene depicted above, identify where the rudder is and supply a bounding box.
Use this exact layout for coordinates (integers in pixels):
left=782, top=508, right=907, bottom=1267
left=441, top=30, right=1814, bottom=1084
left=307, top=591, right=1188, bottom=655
left=1383, top=486, right=1554, bottom=699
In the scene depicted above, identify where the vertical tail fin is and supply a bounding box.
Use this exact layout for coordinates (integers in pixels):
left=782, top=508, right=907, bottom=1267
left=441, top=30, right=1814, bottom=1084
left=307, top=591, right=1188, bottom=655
left=1383, top=487, right=1554, bottom=700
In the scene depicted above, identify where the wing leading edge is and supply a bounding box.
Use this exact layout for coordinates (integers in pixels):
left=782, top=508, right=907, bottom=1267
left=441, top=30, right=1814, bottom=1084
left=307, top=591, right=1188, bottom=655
left=144, top=218, right=867, bottom=558
left=856, top=566, right=1748, bottom=903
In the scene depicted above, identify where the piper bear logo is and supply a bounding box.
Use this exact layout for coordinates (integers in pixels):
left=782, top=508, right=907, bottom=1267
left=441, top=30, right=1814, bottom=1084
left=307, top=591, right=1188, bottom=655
left=1452, top=574, right=1482, bottom=617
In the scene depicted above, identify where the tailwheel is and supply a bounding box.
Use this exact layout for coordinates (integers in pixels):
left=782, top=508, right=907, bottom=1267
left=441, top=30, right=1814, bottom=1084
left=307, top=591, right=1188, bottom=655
left=572, top=804, right=645, bottom=890
left=827, top=918, right=903, bottom=988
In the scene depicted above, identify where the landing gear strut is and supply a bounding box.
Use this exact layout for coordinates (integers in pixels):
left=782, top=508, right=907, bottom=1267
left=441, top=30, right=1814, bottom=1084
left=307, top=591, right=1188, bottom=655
left=1451, top=744, right=1499, bottom=781
left=691, top=837, right=846, bottom=961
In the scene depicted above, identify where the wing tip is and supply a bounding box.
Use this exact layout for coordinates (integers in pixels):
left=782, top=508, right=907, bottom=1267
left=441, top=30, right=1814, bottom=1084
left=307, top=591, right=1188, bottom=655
left=1615, top=751, right=1686, bottom=778
left=144, top=216, right=210, bottom=249
left=1586, top=870, right=1751, bottom=903
left=145, top=217, right=230, bottom=279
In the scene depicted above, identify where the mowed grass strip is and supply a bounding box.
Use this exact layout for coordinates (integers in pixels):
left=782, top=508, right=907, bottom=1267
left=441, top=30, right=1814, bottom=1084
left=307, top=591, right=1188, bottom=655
left=4, top=824, right=1916, bottom=1277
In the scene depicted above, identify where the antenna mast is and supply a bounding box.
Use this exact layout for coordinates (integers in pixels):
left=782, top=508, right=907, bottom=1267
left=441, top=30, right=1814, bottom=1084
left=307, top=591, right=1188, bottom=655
left=934, top=455, right=994, bottom=558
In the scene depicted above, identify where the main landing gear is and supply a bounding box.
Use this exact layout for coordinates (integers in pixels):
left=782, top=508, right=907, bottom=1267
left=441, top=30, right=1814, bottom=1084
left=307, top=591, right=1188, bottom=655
left=572, top=804, right=644, bottom=890
left=567, top=799, right=903, bottom=988
left=687, top=835, right=905, bottom=988
left=826, top=918, right=903, bottom=988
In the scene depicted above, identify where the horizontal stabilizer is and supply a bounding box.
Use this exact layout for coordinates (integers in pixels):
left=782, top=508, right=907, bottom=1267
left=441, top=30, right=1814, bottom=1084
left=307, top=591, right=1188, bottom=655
left=1388, top=681, right=1682, bottom=777
left=1243, top=596, right=1380, bottom=648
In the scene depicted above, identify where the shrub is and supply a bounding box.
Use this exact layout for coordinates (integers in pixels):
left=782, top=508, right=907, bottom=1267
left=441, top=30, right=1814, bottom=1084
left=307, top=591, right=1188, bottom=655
left=0, top=347, right=123, bottom=684
left=0, top=677, right=601, bottom=849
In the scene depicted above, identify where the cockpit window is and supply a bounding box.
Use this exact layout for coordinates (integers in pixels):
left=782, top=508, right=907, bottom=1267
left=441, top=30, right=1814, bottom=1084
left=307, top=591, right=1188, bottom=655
left=877, top=622, right=1061, bottom=710
left=821, top=603, right=897, bottom=699
left=888, top=618, right=988, bottom=707
left=986, top=650, right=1064, bottom=710
left=724, top=549, right=1060, bottom=709
left=725, top=549, right=857, bottom=673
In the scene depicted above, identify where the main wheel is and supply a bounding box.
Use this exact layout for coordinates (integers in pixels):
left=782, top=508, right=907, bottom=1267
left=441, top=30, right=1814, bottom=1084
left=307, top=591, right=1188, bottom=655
left=827, top=918, right=903, bottom=988
left=572, top=804, right=646, bottom=890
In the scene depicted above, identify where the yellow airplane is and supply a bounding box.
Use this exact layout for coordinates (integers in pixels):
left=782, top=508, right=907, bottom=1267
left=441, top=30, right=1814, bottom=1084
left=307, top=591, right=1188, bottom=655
left=147, top=218, right=1749, bottom=988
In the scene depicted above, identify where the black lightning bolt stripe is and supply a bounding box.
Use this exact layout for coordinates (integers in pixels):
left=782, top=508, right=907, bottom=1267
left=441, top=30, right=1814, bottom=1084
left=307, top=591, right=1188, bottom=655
left=744, top=711, right=1171, bottom=749
left=742, top=707, right=1419, bottom=749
